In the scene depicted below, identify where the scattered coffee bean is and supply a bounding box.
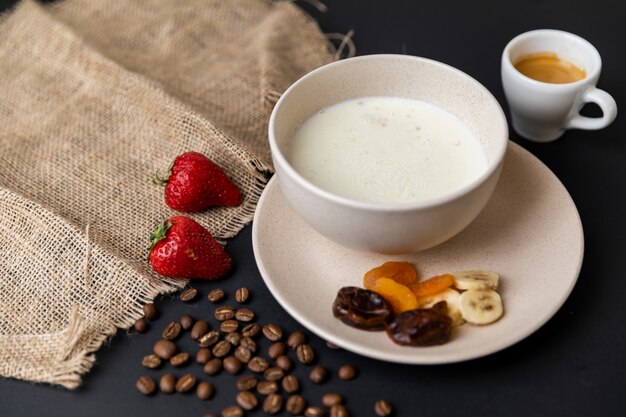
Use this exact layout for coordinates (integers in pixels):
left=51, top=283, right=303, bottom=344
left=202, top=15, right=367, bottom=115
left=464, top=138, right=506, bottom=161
left=236, top=375, right=258, bottom=391
left=322, top=393, right=343, bottom=407
left=304, top=406, right=325, bottom=417
left=191, top=320, right=210, bottom=340
left=134, top=317, right=148, bottom=333
left=235, top=287, right=250, bottom=304
left=215, top=306, right=235, bottom=321
left=212, top=340, right=232, bottom=358
left=153, top=339, right=177, bottom=360
left=326, top=341, right=341, bottom=350
left=136, top=375, right=156, bottom=396
left=276, top=355, right=293, bottom=371
left=331, top=404, right=349, bottom=417
left=220, top=319, right=239, bottom=333
left=268, top=342, right=286, bottom=359
left=287, top=331, right=306, bottom=349
left=179, top=287, right=198, bottom=302
left=208, top=288, right=226, bottom=303
left=263, top=393, right=283, bottom=415
left=197, top=381, right=214, bottom=401
left=141, top=354, right=162, bottom=369
left=199, top=330, right=221, bottom=348
left=286, top=394, right=307, bottom=415
left=175, top=374, right=197, bottom=393
left=262, top=323, right=283, bottom=341
left=235, top=308, right=255, bottom=322
left=257, top=380, right=279, bottom=395
left=203, top=358, right=223, bottom=375
left=241, top=323, right=261, bottom=338
left=264, top=366, right=285, bottom=382
left=223, top=356, right=243, bottom=375
left=196, top=347, right=212, bottom=364
left=248, top=356, right=269, bottom=373
left=338, top=364, right=356, bottom=381
left=236, top=391, right=258, bottom=410
left=221, top=405, right=243, bottom=417
left=159, top=373, right=176, bottom=394
left=142, top=303, right=158, bottom=320
left=296, top=344, right=315, bottom=364
left=225, top=332, right=242, bottom=346
left=240, top=336, right=257, bottom=353
left=309, top=365, right=328, bottom=384
left=170, top=352, right=190, bottom=367
left=180, top=314, right=194, bottom=331
left=282, top=375, right=300, bottom=393
left=234, top=346, right=252, bottom=363
left=374, top=399, right=393, bottom=417
left=162, top=321, right=182, bottom=340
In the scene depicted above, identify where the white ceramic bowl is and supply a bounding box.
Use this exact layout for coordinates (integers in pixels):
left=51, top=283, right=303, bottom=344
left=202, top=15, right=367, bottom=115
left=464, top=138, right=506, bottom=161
left=268, top=54, right=508, bottom=254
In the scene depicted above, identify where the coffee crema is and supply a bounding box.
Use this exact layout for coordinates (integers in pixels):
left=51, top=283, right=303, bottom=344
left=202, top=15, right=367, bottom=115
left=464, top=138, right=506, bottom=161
left=514, top=52, right=586, bottom=84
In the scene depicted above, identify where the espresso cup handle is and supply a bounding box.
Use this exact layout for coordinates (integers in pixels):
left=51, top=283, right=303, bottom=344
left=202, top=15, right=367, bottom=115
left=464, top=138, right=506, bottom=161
left=567, top=87, right=617, bottom=130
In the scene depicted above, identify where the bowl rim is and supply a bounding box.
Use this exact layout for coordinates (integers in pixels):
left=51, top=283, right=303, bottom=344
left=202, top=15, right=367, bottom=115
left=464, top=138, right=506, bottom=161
left=268, top=54, right=509, bottom=212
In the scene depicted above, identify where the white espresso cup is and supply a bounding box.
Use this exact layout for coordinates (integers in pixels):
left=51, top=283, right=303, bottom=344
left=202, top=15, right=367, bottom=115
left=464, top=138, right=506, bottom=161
left=501, top=29, right=617, bottom=142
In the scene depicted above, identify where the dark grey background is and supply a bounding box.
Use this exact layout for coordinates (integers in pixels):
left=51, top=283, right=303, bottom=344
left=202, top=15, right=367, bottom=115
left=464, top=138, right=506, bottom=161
left=1, top=0, right=625, bottom=416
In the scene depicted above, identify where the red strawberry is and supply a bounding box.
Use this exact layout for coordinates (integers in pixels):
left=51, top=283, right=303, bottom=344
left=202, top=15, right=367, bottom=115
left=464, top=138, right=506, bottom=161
left=149, top=216, right=233, bottom=279
left=157, top=151, right=241, bottom=212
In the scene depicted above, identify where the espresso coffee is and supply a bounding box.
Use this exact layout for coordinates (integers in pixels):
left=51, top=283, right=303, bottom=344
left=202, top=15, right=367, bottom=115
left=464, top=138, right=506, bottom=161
left=514, top=52, right=586, bottom=84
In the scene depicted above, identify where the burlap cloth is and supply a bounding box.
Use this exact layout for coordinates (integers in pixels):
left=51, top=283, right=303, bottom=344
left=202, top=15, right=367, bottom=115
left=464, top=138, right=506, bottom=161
left=0, top=0, right=334, bottom=388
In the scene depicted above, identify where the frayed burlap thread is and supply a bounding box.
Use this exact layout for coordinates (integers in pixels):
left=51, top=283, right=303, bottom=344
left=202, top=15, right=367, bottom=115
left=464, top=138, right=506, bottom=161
left=0, top=0, right=333, bottom=388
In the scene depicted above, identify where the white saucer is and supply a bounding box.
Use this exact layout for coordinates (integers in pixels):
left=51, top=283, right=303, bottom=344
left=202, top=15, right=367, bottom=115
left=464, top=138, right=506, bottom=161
left=252, top=142, right=584, bottom=364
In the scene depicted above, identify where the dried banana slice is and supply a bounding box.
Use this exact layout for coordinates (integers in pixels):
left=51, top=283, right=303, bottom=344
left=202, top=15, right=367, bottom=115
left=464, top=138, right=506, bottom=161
left=453, top=270, right=499, bottom=291
left=459, top=289, right=503, bottom=325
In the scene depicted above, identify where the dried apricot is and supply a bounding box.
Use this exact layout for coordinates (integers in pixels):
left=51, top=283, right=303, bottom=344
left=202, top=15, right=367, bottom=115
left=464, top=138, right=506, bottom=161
left=408, top=274, right=455, bottom=298
left=363, top=261, right=418, bottom=290
left=370, top=278, right=418, bottom=313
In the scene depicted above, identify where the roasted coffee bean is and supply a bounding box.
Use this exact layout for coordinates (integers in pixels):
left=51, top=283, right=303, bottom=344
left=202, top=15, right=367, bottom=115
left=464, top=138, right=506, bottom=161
left=215, top=306, right=235, bottom=321
left=286, top=395, right=307, bottom=415
left=236, top=375, right=258, bottom=391
left=326, top=341, right=341, bottom=350
left=143, top=303, right=158, bottom=320
left=282, top=375, right=300, bottom=393
left=239, top=336, right=257, bottom=353
left=304, top=406, right=325, bottom=417
left=223, top=356, right=243, bottom=375
left=196, top=348, right=212, bottom=364
left=191, top=320, right=210, bottom=340
left=276, top=355, right=293, bottom=371
left=170, top=352, right=190, bottom=367
left=221, top=319, right=239, bottom=333
left=374, top=399, right=393, bottom=417
left=180, top=314, right=194, bottom=331
left=212, top=340, right=232, bottom=358
left=236, top=391, right=258, bottom=411
left=296, top=344, right=315, bottom=364
left=268, top=342, right=286, bottom=359
left=330, top=404, right=349, bottom=417
left=263, top=393, right=283, bottom=415
left=234, top=346, right=252, bottom=363
left=264, top=366, right=285, bottom=382
left=134, top=317, right=148, bottom=333
left=235, top=287, right=250, bottom=304
left=162, top=321, right=182, bottom=340
left=241, top=323, right=261, bottom=338
left=225, top=332, right=242, bottom=346
left=235, top=308, right=255, bottom=322
left=248, top=356, right=269, bottom=373
left=197, top=381, right=214, bottom=401
left=203, top=358, right=223, bottom=375
left=309, top=365, right=328, bottom=384
left=208, top=288, right=225, bottom=303
left=141, top=354, right=162, bottom=369
left=262, top=323, right=283, bottom=341
left=159, top=373, right=176, bottom=394
left=153, top=339, right=177, bottom=360
left=199, top=330, right=221, bottom=348
left=175, top=374, right=197, bottom=393
left=257, top=380, right=278, bottom=395
left=179, top=287, right=198, bottom=302
left=287, top=331, right=306, bottom=349
left=338, top=364, right=356, bottom=380
left=136, top=375, right=156, bottom=395
left=221, top=405, right=243, bottom=417
left=322, top=393, right=343, bottom=407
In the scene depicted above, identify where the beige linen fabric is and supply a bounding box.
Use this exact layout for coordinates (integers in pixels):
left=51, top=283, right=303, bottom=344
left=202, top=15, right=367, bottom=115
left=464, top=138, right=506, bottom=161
left=0, top=0, right=333, bottom=388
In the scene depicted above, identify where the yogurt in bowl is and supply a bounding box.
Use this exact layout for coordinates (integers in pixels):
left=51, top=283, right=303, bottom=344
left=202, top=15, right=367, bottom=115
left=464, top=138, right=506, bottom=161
left=269, top=54, right=508, bottom=254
